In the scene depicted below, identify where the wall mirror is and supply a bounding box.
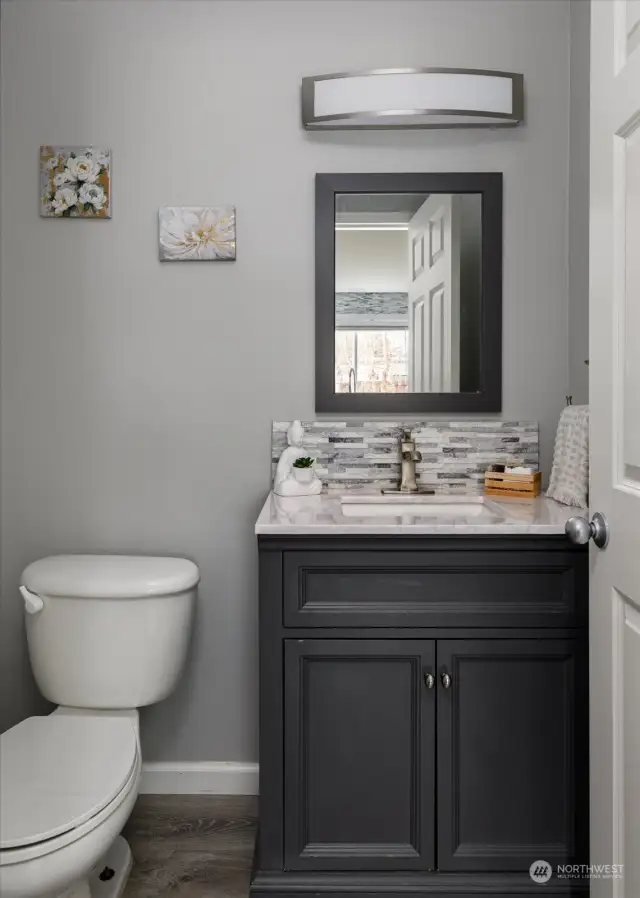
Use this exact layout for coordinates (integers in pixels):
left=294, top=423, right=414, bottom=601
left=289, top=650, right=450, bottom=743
left=315, top=173, right=503, bottom=412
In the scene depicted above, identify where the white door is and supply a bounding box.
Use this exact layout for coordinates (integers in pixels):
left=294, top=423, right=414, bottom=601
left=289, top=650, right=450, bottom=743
left=408, top=195, right=460, bottom=392
left=589, top=1, right=640, bottom=895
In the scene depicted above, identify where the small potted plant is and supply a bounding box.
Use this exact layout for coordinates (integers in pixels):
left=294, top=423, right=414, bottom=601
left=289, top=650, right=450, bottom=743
left=292, top=456, right=315, bottom=485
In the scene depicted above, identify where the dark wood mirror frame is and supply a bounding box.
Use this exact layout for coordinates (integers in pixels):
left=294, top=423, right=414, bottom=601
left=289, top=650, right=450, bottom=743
left=315, top=172, right=503, bottom=413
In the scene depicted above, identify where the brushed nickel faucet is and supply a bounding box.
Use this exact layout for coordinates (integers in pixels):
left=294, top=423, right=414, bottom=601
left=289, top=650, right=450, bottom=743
left=400, top=429, right=422, bottom=492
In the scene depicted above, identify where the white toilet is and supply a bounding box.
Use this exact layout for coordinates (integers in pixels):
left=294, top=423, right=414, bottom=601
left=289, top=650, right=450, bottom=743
left=0, top=554, right=199, bottom=898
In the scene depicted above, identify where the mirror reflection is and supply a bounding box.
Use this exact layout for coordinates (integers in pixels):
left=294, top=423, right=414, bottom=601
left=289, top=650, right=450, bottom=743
left=334, top=193, right=482, bottom=395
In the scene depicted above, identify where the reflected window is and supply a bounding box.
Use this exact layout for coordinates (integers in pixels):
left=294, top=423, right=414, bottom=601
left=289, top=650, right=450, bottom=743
left=335, top=330, right=409, bottom=393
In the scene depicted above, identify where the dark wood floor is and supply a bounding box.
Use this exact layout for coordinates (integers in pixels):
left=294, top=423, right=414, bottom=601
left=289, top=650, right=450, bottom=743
left=122, top=795, right=257, bottom=898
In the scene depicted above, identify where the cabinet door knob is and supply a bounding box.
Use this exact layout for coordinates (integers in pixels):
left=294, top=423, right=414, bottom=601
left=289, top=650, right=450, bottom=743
left=423, top=671, right=435, bottom=689
left=441, top=671, right=452, bottom=689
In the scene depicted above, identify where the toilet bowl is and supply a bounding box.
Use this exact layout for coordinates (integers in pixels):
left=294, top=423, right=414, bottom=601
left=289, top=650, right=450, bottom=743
left=0, top=555, right=199, bottom=898
left=0, top=712, right=141, bottom=898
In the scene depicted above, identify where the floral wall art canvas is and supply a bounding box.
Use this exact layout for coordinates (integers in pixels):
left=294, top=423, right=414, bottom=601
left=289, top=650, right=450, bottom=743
left=159, top=206, right=236, bottom=261
left=40, top=146, right=111, bottom=218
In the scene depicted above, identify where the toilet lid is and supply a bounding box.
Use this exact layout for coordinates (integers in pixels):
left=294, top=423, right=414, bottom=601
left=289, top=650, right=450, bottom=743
left=0, top=715, right=138, bottom=849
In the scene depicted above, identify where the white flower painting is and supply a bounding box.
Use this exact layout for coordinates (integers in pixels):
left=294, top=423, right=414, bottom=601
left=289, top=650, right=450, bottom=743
left=159, top=206, right=236, bottom=262
left=40, top=146, right=111, bottom=218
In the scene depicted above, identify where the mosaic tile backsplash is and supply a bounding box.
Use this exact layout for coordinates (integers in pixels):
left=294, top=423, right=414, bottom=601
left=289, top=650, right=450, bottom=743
left=272, top=421, right=539, bottom=494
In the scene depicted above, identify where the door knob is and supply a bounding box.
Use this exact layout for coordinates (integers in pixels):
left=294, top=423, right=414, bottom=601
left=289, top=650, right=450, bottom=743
left=424, top=672, right=435, bottom=689
left=440, top=672, right=452, bottom=689
left=565, top=511, right=609, bottom=549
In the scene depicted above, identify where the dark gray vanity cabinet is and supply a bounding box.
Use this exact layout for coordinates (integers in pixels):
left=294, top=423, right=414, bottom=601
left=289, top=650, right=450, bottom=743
left=436, top=639, right=588, bottom=874
left=284, top=639, right=436, bottom=871
left=252, top=536, right=589, bottom=898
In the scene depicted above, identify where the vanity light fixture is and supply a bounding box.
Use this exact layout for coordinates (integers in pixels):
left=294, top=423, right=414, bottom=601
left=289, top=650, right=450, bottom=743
left=302, top=67, right=524, bottom=130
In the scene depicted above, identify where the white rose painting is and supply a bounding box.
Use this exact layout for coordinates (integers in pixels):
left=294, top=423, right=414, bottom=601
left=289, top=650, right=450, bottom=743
left=159, top=206, right=236, bottom=262
left=40, top=146, right=111, bottom=218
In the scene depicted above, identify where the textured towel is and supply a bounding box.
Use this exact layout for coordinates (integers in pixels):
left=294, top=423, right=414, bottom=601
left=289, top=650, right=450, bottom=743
left=546, top=405, right=589, bottom=507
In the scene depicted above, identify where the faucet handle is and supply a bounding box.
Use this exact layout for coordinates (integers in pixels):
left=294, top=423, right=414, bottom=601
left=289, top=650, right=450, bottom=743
left=402, top=429, right=413, bottom=441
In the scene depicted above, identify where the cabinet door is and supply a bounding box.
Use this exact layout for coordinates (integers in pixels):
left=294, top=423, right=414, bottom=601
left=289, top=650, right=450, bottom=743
left=437, top=639, right=588, bottom=872
left=284, top=639, right=435, bottom=871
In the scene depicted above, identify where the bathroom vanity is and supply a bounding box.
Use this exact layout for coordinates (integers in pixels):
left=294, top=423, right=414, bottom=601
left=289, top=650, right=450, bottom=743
left=251, top=493, right=589, bottom=898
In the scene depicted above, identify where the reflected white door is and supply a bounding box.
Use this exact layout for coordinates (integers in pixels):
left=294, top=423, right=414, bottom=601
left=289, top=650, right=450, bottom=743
left=408, top=195, right=460, bottom=392
left=590, top=1, right=640, bottom=896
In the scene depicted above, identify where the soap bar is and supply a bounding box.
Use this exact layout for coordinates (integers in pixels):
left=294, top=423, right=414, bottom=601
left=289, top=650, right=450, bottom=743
left=505, top=466, right=533, bottom=474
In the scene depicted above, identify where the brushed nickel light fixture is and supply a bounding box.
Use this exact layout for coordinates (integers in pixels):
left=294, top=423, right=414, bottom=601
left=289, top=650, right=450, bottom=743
left=301, top=67, right=524, bottom=130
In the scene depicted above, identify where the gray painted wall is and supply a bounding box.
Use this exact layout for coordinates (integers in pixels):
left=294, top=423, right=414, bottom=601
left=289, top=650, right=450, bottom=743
left=0, top=0, right=572, bottom=762
left=568, top=0, right=591, bottom=405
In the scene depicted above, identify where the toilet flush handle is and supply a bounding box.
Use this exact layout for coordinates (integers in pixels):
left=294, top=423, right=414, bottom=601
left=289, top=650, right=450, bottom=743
left=19, top=585, right=44, bottom=614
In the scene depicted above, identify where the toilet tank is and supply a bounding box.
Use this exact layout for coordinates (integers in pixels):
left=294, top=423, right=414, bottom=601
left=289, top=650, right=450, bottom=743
left=21, top=555, right=199, bottom=709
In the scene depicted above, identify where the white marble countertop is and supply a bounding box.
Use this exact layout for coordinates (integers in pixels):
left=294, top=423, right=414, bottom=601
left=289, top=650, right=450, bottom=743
left=255, top=488, right=583, bottom=536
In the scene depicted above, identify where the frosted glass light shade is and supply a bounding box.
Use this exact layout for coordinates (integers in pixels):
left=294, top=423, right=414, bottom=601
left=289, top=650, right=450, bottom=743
left=302, top=68, right=524, bottom=130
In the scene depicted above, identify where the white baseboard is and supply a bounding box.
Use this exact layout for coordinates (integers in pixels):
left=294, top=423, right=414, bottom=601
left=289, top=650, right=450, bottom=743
left=140, top=761, right=259, bottom=795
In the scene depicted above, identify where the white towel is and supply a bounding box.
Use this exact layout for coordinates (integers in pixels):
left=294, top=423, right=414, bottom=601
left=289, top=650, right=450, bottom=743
left=546, top=405, right=589, bottom=507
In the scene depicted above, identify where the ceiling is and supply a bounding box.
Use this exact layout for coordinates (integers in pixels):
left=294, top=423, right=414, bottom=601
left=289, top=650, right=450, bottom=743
left=335, top=192, right=428, bottom=225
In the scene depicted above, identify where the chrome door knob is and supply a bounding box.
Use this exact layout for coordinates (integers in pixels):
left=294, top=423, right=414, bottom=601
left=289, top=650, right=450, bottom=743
left=565, top=511, right=609, bottom=549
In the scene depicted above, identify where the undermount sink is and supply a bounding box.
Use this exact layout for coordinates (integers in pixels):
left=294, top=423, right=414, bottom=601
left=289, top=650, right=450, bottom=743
left=340, top=494, right=503, bottom=520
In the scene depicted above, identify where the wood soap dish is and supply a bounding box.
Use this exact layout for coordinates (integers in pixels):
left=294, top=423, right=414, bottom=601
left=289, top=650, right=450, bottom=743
left=484, top=470, right=542, bottom=499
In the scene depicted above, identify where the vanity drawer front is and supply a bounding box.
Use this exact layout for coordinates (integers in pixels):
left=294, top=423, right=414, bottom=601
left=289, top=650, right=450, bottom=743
left=282, top=550, right=586, bottom=628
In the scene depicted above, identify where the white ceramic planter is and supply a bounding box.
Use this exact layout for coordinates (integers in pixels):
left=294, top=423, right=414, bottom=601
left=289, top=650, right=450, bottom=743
left=293, top=467, right=314, bottom=485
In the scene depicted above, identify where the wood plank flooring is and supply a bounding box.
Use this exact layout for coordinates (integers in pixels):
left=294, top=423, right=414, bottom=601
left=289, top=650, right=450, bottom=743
left=122, top=795, right=257, bottom=898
